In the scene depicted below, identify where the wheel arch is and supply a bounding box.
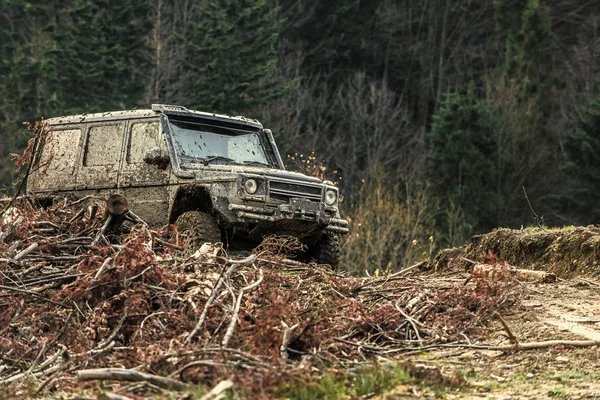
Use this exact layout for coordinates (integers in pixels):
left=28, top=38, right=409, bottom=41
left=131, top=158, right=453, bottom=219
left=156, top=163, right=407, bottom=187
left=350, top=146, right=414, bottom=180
left=169, top=185, right=215, bottom=224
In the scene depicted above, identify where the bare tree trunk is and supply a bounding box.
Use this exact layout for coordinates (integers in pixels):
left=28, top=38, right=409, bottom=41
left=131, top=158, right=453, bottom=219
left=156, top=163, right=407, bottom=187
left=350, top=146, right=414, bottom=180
left=436, top=0, right=450, bottom=106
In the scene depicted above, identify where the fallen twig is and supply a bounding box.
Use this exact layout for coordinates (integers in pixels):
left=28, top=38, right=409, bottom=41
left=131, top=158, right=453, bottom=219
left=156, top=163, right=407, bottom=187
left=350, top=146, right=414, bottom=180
left=0, top=284, right=70, bottom=307
left=0, top=216, right=24, bottom=243
left=200, top=380, right=234, bottom=400
left=14, top=242, right=38, bottom=261
left=97, top=392, right=134, bottom=400
left=494, top=311, right=518, bottom=345
left=280, top=321, right=299, bottom=362
left=93, top=257, right=113, bottom=281
left=186, top=254, right=257, bottom=343
left=222, top=269, right=264, bottom=347
left=92, top=214, right=113, bottom=246
left=381, top=339, right=600, bottom=355
left=76, top=368, right=189, bottom=391
left=1, top=345, right=68, bottom=384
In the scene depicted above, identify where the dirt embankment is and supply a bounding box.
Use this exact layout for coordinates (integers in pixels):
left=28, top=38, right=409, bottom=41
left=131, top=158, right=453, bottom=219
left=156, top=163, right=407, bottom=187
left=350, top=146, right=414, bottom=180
left=433, top=226, right=600, bottom=278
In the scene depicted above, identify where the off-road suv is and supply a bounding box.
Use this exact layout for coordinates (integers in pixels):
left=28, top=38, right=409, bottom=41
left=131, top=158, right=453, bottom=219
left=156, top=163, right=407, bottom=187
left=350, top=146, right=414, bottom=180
left=27, top=104, right=348, bottom=266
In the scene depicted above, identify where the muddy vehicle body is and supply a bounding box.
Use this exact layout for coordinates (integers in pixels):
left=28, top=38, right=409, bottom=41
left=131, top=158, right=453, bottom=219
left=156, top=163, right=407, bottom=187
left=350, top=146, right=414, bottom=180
left=27, top=104, right=348, bottom=265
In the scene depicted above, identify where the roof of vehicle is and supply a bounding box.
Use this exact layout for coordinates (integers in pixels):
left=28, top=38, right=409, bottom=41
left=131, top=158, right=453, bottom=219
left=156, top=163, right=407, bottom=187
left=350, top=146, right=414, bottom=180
left=44, top=104, right=263, bottom=130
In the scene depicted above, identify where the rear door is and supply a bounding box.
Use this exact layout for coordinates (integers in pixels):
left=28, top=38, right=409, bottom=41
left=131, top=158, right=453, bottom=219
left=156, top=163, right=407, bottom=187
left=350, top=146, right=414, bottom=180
left=119, top=118, right=171, bottom=226
left=28, top=127, right=83, bottom=193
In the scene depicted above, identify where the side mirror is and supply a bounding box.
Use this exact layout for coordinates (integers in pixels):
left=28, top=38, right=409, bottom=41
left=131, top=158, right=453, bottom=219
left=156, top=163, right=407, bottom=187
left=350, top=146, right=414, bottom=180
left=143, top=147, right=170, bottom=169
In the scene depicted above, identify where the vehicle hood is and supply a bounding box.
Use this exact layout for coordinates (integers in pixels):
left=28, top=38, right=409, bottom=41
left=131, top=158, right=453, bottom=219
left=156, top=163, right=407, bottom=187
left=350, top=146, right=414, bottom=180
left=254, top=168, right=323, bottom=183
left=184, top=165, right=324, bottom=184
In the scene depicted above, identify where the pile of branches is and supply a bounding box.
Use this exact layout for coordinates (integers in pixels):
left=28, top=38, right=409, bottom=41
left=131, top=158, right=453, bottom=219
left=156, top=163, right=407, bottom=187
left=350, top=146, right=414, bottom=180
left=0, top=197, right=520, bottom=398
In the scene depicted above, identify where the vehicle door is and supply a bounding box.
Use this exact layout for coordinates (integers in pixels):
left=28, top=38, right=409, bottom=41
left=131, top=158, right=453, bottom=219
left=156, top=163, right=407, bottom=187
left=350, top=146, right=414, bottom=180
left=77, top=122, right=126, bottom=193
left=28, top=126, right=83, bottom=194
left=118, top=118, right=171, bottom=226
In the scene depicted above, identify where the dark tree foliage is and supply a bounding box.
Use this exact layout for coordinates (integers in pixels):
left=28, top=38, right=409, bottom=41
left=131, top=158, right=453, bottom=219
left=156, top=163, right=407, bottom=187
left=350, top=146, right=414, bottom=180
left=561, top=97, right=600, bottom=223
left=182, top=0, right=285, bottom=114
left=284, top=0, right=372, bottom=80
left=494, top=0, right=528, bottom=45
left=280, top=0, right=499, bottom=127
left=54, top=0, right=153, bottom=115
left=500, top=0, right=555, bottom=103
left=0, top=0, right=151, bottom=120
left=0, top=1, right=62, bottom=189
left=428, top=91, right=498, bottom=235
left=0, top=0, right=62, bottom=122
left=425, top=0, right=559, bottom=241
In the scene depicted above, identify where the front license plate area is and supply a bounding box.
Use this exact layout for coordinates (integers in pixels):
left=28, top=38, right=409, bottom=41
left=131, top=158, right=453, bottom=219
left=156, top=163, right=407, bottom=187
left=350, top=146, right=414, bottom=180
left=289, top=198, right=320, bottom=213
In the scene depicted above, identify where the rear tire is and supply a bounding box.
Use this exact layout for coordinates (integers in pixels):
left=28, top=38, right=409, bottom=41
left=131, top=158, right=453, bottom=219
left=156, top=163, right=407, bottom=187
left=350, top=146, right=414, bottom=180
left=314, top=231, right=341, bottom=268
left=175, top=211, right=221, bottom=255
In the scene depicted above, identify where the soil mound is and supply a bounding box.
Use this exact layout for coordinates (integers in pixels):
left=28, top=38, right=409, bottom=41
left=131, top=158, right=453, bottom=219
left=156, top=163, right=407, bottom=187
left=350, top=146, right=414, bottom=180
left=433, top=226, right=600, bottom=277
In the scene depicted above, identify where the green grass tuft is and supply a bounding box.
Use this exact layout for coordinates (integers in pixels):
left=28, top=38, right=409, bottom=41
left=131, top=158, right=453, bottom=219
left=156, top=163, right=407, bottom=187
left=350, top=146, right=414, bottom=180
left=277, top=363, right=411, bottom=399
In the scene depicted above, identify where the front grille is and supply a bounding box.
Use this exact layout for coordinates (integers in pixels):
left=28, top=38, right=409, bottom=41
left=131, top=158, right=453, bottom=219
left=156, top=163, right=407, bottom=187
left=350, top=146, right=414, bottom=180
left=269, top=180, right=323, bottom=202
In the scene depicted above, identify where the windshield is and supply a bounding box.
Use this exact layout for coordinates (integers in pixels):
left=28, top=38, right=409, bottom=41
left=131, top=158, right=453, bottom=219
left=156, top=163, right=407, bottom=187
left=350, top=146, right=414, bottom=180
left=168, top=120, right=271, bottom=167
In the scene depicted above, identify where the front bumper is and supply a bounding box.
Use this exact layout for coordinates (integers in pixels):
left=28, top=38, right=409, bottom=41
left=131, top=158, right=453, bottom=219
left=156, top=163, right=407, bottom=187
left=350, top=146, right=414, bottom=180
left=228, top=201, right=349, bottom=234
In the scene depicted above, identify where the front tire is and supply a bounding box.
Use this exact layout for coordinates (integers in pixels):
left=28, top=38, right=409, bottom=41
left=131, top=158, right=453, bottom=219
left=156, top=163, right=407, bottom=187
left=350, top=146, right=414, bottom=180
left=314, top=231, right=341, bottom=268
left=175, top=211, right=221, bottom=255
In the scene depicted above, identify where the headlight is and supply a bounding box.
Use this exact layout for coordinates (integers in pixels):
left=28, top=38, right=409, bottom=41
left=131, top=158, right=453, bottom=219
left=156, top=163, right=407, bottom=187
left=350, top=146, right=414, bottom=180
left=325, top=189, right=338, bottom=205
left=244, top=179, right=258, bottom=194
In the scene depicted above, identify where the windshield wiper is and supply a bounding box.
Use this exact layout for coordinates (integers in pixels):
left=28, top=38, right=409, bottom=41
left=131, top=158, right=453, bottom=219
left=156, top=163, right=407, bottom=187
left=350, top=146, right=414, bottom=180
left=242, top=160, right=270, bottom=167
left=202, top=156, right=236, bottom=166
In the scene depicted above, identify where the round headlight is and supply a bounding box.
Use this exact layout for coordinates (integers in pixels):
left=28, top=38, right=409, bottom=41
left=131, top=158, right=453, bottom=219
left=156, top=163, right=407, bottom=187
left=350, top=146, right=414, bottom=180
left=325, top=189, right=338, bottom=205
left=244, top=179, right=258, bottom=194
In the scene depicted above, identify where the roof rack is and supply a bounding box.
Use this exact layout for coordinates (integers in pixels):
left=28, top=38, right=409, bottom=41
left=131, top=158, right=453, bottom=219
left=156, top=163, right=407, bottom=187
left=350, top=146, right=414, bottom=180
left=150, top=104, right=263, bottom=130
left=151, top=104, right=189, bottom=113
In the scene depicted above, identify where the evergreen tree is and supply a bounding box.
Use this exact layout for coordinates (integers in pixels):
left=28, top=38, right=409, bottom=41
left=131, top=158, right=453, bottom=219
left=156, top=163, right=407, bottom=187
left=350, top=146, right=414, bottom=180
left=560, top=97, right=600, bottom=223
left=495, top=0, right=554, bottom=102
left=182, top=0, right=286, bottom=114
left=486, top=0, right=558, bottom=227
left=55, top=0, right=152, bottom=114
left=0, top=0, right=63, bottom=122
left=0, top=0, right=152, bottom=119
left=0, top=0, right=62, bottom=192
left=427, top=91, right=498, bottom=238
left=494, top=0, right=527, bottom=46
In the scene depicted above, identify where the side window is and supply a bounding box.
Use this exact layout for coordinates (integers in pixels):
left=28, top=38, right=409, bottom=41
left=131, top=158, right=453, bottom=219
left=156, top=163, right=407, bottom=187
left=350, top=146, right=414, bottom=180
left=84, top=124, right=123, bottom=167
left=127, top=122, right=163, bottom=164
left=39, top=129, right=82, bottom=174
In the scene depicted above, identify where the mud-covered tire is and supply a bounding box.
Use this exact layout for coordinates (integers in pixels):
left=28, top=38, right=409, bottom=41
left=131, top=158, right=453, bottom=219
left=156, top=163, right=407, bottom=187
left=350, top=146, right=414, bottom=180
left=314, top=231, right=341, bottom=268
left=175, top=211, right=221, bottom=255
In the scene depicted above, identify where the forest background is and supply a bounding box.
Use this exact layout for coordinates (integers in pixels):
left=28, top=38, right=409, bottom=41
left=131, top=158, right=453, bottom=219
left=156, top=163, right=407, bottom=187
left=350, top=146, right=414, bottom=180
left=1, top=0, right=599, bottom=274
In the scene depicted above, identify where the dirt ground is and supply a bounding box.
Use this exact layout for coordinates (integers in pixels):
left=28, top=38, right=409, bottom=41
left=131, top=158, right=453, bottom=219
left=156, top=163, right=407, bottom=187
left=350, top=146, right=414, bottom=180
left=45, top=275, right=599, bottom=400
left=394, top=276, right=600, bottom=399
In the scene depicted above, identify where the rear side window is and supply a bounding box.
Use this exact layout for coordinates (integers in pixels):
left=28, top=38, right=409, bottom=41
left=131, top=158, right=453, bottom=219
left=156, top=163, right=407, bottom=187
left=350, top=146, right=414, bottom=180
left=127, top=122, right=162, bottom=163
left=39, top=129, right=82, bottom=174
left=84, top=124, right=123, bottom=167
